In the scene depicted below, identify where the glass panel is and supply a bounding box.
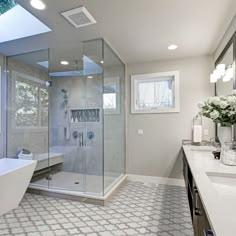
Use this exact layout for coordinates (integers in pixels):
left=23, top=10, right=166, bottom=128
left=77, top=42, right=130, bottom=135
left=103, top=41, right=126, bottom=194
left=48, top=44, right=87, bottom=192
left=6, top=50, right=50, bottom=188
left=83, top=39, right=104, bottom=195
left=138, top=81, right=155, bottom=108
left=47, top=39, right=104, bottom=195
left=138, top=79, right=173, bottom=108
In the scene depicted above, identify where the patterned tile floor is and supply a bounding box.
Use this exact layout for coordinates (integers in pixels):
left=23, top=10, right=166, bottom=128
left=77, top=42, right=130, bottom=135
left=0, top=181, right=193, bottom=236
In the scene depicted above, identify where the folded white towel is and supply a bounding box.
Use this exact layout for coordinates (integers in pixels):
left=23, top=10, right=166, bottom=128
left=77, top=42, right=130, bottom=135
left=18, top=151, right=33, bottom=160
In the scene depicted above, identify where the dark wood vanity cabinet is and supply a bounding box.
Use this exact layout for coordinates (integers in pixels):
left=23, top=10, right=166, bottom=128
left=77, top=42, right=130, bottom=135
left=183, top=153, right=214, bottom=236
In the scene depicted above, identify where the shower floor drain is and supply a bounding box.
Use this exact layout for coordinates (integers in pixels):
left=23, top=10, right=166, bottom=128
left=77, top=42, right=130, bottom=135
left=74, top=182, right=80, bottom=184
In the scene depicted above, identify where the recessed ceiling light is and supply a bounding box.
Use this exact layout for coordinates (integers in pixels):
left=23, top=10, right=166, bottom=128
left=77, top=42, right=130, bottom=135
left=100, top=60, right=104, bottom=64
left=60, top=61, right=69, bottom=65
left=30, top=0, right=46, bottom=10
left=168, top=44, right=178, bottom=50
left=87, top=76, right=93, bottom=79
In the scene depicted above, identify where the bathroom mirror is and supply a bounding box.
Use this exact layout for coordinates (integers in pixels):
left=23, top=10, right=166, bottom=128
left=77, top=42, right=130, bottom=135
left=215, top=31, right=236, bottom=139
left=215, top=43, right=234, bottom=96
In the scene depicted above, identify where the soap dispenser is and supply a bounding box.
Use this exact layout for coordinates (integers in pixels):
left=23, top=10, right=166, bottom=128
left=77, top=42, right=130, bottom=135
left=192, top=115, right=202, bottom=144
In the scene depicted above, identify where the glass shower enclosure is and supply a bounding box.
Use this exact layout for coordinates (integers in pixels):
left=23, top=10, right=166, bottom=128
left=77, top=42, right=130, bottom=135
left=6, top=39, right=126, bottom=197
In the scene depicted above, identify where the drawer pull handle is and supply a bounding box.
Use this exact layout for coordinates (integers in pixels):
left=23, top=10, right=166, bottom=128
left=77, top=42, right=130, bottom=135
left=203, top=229, right=214, bottom=236
left=194, top=187, right=201, bottom=215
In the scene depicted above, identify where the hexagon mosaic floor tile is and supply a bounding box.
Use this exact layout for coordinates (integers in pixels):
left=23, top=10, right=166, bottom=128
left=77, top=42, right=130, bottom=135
left=0, top=181, right=193, bottom=236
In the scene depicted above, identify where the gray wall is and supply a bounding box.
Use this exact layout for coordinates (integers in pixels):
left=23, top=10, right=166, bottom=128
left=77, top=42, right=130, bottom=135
left=126, top=56, right=215, bottom=179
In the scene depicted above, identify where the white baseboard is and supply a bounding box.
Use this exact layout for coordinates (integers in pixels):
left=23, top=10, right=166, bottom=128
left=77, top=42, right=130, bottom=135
left=128, top=174, right=185, bottom=187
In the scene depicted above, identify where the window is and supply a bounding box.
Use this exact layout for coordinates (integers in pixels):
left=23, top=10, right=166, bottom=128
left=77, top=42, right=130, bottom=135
left=103, top=77, right=120, bottom=114
left=131, top=71, right=180, bottom=113
left=103, top=92, right=116, bottom=110
left=12, top=71, right=48, bottom=128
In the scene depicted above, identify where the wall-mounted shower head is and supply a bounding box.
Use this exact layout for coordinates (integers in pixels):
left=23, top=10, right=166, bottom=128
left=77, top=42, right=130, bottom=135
left=61, top=89, right=67, bottom=93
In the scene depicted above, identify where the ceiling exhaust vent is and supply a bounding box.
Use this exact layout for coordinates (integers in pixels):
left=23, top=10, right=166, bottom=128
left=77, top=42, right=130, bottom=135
left=61, top=6, right=96, bottom=28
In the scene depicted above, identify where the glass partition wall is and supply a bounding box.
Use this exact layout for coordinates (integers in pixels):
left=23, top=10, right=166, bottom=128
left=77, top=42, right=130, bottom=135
left=6, top=39, right=125, bottom=197
left=103, top=42, right=126, bottom=193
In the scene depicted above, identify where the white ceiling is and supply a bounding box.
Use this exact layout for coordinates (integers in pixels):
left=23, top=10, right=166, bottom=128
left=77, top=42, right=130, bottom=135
left=0, top=0, right=235, bottom=63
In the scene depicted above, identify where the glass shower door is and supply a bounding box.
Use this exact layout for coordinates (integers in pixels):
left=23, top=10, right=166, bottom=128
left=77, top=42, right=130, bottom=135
left=48, top=46, right=87, bottom=192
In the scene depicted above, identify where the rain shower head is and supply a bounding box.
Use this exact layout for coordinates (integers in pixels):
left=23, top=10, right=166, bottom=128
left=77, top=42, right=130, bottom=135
left=61, top=89, right=67, bottom=93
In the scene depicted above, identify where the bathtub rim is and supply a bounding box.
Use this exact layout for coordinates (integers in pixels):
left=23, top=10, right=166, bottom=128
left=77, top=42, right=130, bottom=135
left=0, top=158, right=37, bottom=176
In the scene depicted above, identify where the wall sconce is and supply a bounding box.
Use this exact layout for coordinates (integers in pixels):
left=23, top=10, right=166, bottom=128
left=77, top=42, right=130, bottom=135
left=210, top=73, right=217, bottom=83
left=216, top=64, right=226, bottom=77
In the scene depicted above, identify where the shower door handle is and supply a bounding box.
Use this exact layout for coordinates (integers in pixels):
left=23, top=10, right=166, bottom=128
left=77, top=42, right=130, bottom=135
left=79, top=132, right=85, bottom=146
left=82, top=132, right=84, bottom=146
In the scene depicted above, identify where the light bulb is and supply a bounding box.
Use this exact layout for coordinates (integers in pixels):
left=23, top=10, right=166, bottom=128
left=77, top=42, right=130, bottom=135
left=210, top=73, right=217, bottom=83
left=60, top=61, right=69, bottom=65
left=213, top=69, right=221, bottom=80
left=30, top=0, right=46, bottom=10
left=168, top=44, right=178, bottom=50
left=216, top=64, right=226, bottom=77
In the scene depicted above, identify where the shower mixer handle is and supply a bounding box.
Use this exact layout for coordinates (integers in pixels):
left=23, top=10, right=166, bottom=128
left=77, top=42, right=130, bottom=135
left=79, top=132, right=85, bottom=147
left=64, top=127, right=67, bottom=144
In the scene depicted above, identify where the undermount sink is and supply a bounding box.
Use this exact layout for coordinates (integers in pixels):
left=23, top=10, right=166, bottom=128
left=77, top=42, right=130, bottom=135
left=191, top=146, right=215, bottom=152
left=207, top=172, right=236, bottom=197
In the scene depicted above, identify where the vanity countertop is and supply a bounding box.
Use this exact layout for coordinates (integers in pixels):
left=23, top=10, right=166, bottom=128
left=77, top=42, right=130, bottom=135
left=183, top=145, right=236, bottom=236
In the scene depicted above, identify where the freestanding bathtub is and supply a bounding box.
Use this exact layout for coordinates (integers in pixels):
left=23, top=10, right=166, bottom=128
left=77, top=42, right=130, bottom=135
left=0, top=158, right=37, bottom=216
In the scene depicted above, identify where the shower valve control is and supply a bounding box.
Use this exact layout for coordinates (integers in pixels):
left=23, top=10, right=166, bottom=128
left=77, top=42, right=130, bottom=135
left=72, top=131, right=79, bottom=139
left=87, top=131, right=95, bottom=140
left=45, top=81, right=52, bottom=88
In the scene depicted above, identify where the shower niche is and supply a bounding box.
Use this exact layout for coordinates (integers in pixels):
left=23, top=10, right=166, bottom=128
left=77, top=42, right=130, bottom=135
left=70, top=109, right=100, bottom=123
left=6, top=39, right=126, bottom=202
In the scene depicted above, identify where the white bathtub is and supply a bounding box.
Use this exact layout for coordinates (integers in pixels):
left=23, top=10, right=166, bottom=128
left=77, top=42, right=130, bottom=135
left=0, top=158, right=37, bottom=216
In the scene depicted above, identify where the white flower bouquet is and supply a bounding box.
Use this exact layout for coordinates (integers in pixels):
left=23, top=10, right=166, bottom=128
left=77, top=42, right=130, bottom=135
left=198, top=91, right=236, bottom=127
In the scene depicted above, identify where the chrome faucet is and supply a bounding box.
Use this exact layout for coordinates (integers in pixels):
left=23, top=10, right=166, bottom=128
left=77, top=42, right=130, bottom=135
left=79, top=132, right=84, bottom=146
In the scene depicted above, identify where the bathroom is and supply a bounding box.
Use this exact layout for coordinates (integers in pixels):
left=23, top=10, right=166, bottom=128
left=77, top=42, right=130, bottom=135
left=0, top=0, right=236, bottom=236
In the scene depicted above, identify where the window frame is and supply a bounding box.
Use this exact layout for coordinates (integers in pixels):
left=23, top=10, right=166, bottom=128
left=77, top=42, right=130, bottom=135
left=11, top=70, right=48, bottom=131
left=131, top=71, right=180, bottom=114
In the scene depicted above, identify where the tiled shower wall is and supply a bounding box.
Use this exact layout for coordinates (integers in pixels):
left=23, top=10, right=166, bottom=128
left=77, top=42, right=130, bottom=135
left=49, top=74, right=103, bottom=176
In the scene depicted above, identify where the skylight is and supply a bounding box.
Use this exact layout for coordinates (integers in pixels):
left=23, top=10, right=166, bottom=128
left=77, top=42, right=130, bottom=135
left=37, top=61, right=49, bottom=69
left=49, top=56, right=103, bottom=77
left=0, top=4, right=51, bottom=43
left=0, top=0, right=16, bottom=15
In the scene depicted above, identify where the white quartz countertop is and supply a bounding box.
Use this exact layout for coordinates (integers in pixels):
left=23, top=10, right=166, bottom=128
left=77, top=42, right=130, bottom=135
left=183, top=145, right=236, bottom=236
